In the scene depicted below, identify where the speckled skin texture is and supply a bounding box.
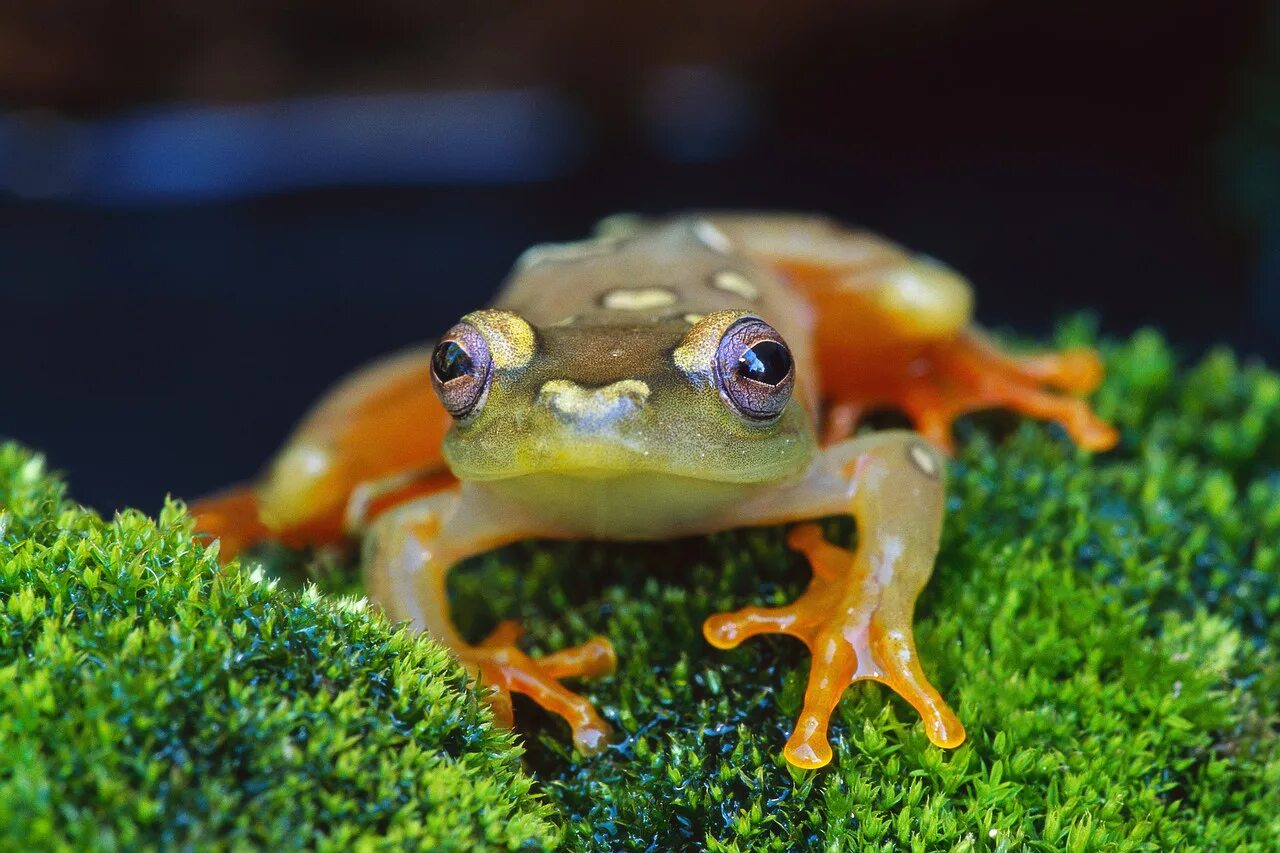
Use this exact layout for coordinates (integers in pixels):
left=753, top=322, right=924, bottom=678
left=193, top=212, right=1116, bottom=768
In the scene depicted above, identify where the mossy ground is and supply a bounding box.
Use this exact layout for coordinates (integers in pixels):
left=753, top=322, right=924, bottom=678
left=0, top=449, right=557, bottom=850
left=3, top=326, right=1279, bottom=850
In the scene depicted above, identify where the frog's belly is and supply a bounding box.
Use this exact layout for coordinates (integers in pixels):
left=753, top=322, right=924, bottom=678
left=471, top=472, right=772, bottom=541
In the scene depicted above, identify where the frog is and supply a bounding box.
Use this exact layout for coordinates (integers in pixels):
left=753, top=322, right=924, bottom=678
left=193, top=212, right=1116, bottom=769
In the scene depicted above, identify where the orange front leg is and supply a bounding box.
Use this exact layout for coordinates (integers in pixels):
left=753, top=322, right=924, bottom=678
left=364, top=486, right=616, bottom=755
left=705, top=433, right=962, bottom=769
left=705, top=214, right=1116, bottom=453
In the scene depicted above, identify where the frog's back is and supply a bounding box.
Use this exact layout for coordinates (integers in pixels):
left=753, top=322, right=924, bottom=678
left=495, top=216, right=811, bottom=349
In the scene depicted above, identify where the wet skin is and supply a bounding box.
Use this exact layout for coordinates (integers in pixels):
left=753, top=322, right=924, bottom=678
left=193, top=213, right=1116, bottom=769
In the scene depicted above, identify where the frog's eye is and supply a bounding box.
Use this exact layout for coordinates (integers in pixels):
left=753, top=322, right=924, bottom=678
left=714, top=318, right=794, bottom=420
left=431, top=323, right=493, bottom=419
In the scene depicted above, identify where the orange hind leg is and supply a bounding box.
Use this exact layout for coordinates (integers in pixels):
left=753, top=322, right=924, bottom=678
left=805, top=304, right=1118, bottom=454
left=706, top=214, right=1117, bottom=453
left=190, top=345, right=455, bottom=560
left=189, top=486, right=275, bottom=558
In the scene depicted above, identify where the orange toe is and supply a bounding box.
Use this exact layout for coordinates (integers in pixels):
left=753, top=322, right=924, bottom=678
left=704, top=523, right=963, bottom=769
left=824, top=332, right=1116, bottom=454
left=467, top=623, right=616, bottom=755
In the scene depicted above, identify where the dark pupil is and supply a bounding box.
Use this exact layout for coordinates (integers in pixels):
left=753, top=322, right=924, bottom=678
left=736, top=341, right=792, bottom=386
left=432, top=341, right=474, bottom=383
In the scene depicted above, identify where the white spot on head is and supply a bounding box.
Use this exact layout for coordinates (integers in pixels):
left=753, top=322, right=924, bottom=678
left=683, top=313, right=705, bottom=325
left=693, top=220, right=734, bottom=254
left=711, top=269, right=758, bottom=301
left=600, top=287, right=679, bottom=310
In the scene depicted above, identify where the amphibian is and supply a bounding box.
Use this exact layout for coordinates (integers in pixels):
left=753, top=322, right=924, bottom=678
left=194, top=213, right=1115, bottom=768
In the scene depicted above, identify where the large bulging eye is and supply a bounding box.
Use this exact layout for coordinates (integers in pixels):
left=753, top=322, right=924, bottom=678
left=430, top=322, right=492, bottom=419
left=715, top=318, right=795, bottom=420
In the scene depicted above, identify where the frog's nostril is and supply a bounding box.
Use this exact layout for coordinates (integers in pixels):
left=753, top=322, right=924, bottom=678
left=537, top=379, right=650, bottom=425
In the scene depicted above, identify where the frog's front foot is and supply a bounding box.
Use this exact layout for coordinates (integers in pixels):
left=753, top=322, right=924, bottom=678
left=462, top=620, right=616, bottom=755
left=704, top=523, right=964, bottom=769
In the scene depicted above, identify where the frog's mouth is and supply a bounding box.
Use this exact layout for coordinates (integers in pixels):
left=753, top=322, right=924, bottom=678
left=441, top=384, right=818, bottom=487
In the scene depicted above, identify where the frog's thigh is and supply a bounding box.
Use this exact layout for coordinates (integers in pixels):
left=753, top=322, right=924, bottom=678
left=711, top=214, right=1117, bottom=452
left=255, top=346, right=454, bottom=535
left=705, top=431, right=964, bottom=769
left=193, top=346, right=455, bottom=559
left=705, top=213, right=974, bottom=344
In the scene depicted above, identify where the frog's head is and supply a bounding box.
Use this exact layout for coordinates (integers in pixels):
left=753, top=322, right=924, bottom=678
left=430, top=307, right=814, bottom=484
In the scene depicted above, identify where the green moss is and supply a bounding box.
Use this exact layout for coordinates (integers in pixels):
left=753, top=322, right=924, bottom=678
left=0, top=447, right=557, bottom=851
left=4, top=327, right=1279, bottom=851
left=435, top=327, right=1280, bottom=851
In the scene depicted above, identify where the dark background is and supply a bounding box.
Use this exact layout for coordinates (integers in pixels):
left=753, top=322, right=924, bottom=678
left=1, top=0, right=1277, bottom=515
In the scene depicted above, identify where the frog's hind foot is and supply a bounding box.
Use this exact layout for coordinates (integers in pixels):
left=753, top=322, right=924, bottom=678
left=190, top=486, right=271, bottom=561
left=927, top=329, right=1116, bottom=452
left=465, top=620, right=616, bottom=755
left=704, top=523, right=964, bottom=769
left=191, top=483, right=352, bottom=563
left=828, top=329, right=1118, bottom=453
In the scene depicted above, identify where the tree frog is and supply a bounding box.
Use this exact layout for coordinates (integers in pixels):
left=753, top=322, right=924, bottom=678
left=193, top=213, right=1116, bottom=769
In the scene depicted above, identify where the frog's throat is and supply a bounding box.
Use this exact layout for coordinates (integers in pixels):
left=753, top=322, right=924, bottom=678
left=465, top=470, right=798, bottom=541
left=444, top=439, right=812, bottom=486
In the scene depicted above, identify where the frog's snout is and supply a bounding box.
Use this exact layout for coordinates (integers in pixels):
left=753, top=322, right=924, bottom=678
left=536, top=378, right=650, bottom=428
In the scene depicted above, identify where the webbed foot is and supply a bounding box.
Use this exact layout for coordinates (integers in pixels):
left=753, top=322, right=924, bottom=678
left=704, top=523, right=964, bottom=769
left=826, top=329, right=1117, bottom=453
left=463, top=620, right=616, bottom=755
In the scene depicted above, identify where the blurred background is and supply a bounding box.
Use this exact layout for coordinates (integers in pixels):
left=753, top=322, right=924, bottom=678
left=1, top=0, right=1277, bottom=514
